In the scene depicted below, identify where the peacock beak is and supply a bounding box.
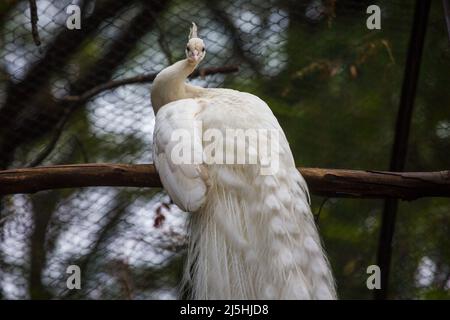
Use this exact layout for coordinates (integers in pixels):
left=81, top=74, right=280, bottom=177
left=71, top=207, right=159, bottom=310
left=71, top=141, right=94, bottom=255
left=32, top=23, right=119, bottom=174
left=191, top=50, right=200, bottom=62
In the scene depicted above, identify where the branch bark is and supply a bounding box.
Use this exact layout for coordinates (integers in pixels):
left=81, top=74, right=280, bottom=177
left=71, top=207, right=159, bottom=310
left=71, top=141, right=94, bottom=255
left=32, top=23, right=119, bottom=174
left=62, top=65, right=239, bottom=103
left=0, top=164, right=448, bottom=200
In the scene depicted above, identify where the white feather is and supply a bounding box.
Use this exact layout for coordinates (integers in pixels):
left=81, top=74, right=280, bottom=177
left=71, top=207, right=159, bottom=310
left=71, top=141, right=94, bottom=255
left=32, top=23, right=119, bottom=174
left=151, top=28, right=336, bottom=299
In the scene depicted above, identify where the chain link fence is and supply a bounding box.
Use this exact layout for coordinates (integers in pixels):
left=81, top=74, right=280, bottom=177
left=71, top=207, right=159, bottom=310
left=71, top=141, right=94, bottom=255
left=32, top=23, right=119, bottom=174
left=0, top=0, right=449, bottom=299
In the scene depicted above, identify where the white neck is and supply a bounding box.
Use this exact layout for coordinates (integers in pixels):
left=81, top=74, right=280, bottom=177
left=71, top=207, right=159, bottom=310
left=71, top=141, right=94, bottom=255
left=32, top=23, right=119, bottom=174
left=151, top=59, right=204, bottom=113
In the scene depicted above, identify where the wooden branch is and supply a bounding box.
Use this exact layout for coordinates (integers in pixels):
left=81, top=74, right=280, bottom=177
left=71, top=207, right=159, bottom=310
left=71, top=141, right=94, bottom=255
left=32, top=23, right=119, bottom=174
left=0, top=164, right=449, bottom=200
left=28, top=0, right=41, bottom=46
left=0, top=0, right=137, bottom=168
left=62, top=65, right=239, bottom=103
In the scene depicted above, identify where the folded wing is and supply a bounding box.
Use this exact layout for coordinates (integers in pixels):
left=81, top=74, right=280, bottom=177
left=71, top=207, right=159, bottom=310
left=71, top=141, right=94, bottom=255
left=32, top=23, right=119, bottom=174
left=153, top=99, right=208, bottom=212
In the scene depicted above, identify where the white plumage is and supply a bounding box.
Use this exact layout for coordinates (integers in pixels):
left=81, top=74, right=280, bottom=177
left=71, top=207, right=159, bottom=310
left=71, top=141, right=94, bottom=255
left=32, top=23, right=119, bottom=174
left=151, top=23, right=336, bottom=299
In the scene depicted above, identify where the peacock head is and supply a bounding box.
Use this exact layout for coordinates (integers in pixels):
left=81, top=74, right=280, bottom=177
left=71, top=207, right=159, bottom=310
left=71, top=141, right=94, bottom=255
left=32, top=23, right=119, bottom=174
left=186, top=22, right=206, bottom=64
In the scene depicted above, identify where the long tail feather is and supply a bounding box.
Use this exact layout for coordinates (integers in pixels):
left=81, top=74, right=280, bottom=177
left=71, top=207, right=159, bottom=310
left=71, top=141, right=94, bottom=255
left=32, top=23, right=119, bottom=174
left=181, top=165, right=336, bottom=300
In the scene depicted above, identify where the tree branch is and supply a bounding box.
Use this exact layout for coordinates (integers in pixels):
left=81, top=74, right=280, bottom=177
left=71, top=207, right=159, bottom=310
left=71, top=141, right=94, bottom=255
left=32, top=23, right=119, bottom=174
left=26, top=65, right=238, bottom=167
left=0, top=0, right=132, bottom=124
left=0, top=164, right=448, bottom=200
left=0, top=0, right=137, bottom=168
left=62, top=65, right=239, bottom=103
left=28, top=0, right=41, bottom=46
left=209, top=0, right=262, bottom=73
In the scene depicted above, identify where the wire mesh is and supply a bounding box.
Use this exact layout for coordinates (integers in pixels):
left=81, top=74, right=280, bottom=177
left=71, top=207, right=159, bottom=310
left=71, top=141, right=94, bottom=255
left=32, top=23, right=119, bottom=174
left=0, top=0, right=448, bottom=299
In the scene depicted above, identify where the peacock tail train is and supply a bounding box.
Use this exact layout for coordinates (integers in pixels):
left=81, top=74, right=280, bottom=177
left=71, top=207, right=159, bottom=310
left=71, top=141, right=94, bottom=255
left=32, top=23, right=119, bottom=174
left=182, top=164, right=336, bottom=299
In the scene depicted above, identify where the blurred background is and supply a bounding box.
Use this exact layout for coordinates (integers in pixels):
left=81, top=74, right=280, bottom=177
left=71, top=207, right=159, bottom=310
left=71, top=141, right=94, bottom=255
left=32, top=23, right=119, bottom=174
left=0, top=0, right=449, bottom=299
